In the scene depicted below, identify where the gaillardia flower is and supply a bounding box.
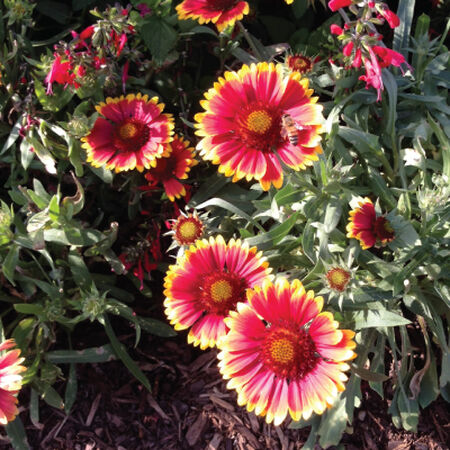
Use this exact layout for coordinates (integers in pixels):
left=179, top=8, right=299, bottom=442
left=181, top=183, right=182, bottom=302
left=164, top=235, right=271, bottom=349
left=144, top=135, right=197, bottom=201
left=171, top=211, right=205, bottom=247
left=176, top=0, right=249, bottom=33
left=326, top=267, right=351, bottom=292
left=195, top=62, right=323, bottom=190
left=218, top=278, right=356, bottom=425
left=287, top=54, right=314, bottom=74
left=82, top=93, right=174, bottom=172
left=0, top=339, right=26, bottom=425
left=346, top=198, right=395, bottom=249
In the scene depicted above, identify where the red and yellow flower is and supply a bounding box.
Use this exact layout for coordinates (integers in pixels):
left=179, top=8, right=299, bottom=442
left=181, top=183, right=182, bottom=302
left=171, top=211, right=205, bottom=246
left=144, top=135, right=197, bottom=201
left=0, top=339, right=26, bottom=425
left=82, top=93, right=174, bottom=173
left=195, top=62, right=323, bottom=191
left=287, top=54, right=314, bottom=75
left=164, top=235, right=271, bottom=349
left=326, top=267, right=351, bottom=292
left=218, top=278, right=356, bottom=425
left=176, top=0, right=249, bottom=32
left=346, top=198, right=395, bottom=249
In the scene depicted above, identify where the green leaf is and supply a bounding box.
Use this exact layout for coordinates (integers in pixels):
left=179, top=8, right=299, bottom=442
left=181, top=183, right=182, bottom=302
left=273, top=185, right=303, bottom=207
left=102, top=315, right=151, bottom=392
left=2, top=244, right=19, bottom=285
left=393, top=0, right=416, bottom=57
left=5, top=417, right=30, bottom=450
left=137, top=317, right=177, bottom=337
left=12, top=318, right=36, bottom=349
left=20, top=138, right=35, bottom=170
left=40, top=385, right=64, bottom=409
left=196, top=197, right=264, bottom=232
left=318, top=394, right=348, bottom=448
left=351, top=366, right=389, bottom=382
left=33, top=77, right=74, bottom=112
left=302, top=221, right=316, bottom=263
left=140, top=16, right=177, bottom=64
left=64, top=363, right=78, bottom=414
left=349, top=309, right=410, bottom=330
left=418, top=352, right=439, bottom=409
left=0, top=114, right=25, bottom=155
left=47, top=195, right=60, bottom=223
left=46, top=345, right=117, bottom=364
left=13, top=304, right=45, bottom=315
left=397, top=391, right=419, bottom=431
left=440, top=351, right=450, bottom=402
left=323, top=200, right=342, bottom=234
left=68, top=250, right=93, bottom=290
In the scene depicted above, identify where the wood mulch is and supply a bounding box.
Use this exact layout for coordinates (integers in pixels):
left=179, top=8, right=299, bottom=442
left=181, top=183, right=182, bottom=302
left=1, top=329, right=449, bottom=450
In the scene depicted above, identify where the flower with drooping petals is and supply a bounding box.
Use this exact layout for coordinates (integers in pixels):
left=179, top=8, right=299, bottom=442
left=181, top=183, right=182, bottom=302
left=287, top=54, right=314, bottom=75
left=326, top=267, right=351, bottom=292
left=176, top=0, right=249, bottom=33
left=81, top=94, right=174, bottom=173
left=164, top=235, right=272, bottom=349
left=195, top=62, right=324, bottom=191
left=346, top=198, right=395, bottom=249
left=144, top=135, right=197, bottom=201
left=0, top=339, right=26, bottom=425
left=218, top=278, right=356, bottom=425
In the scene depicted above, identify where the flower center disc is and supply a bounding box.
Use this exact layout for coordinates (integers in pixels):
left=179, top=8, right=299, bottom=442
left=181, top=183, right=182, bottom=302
left=200, top=271, right=247, bottom=315
left=326, top=267, right=350, bottom=292
left=177, top=219, right=202, bottom=244
left=236, top=103, right=282, bottom=152
left=246, top=110, right=273, bottom=134
left=119, top=122, right=138, bottom=139
left=113, top=120, right=150, bottom=152
left=262, top=327, right=318, bottom=380
left=208, top=0, right=239, bottom=12
left=372, top=216, right=395, bottom=242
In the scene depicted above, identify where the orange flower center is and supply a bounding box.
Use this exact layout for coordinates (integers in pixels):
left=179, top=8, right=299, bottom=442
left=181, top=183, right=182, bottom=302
left=113, top=119, right=150, bottom=153
left=210, top=279, right=233, bottom=302
left=262, top=326, right=318, bottom=380
left=326, top=267, right=351, bottom=292
left=236, top=102, right=283, bottom=152
left=174, top=216, right=204, bottom=245
left=246, top=110, right=273, bottom=134
left=200, top=271, right=247, bottom=315
left=119, top=122, right=138, bottom=139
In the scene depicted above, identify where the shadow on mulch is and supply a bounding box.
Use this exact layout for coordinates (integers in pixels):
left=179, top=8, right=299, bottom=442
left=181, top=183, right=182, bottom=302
left=1, top=331, right=449, bottom=450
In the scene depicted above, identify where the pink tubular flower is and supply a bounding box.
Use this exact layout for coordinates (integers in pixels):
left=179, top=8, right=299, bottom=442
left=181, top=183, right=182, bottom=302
left=352, top=48, right=362, bottom=68
left=372, top=46, right=405, bottom=69
left=343, top=41, right=354, bottom=57
left=328, top=0, right=352, bottom=12
left=359, top=47, right=383, bottom=101
left=44, top=55, right=75, bottom=95
left=0, top=339, right=26, bottom=425
left=380, top=9, right=400, bottom=29
left=330, top=24, right=344, bottom=35
left=80, top=25, right=95, bottom=40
